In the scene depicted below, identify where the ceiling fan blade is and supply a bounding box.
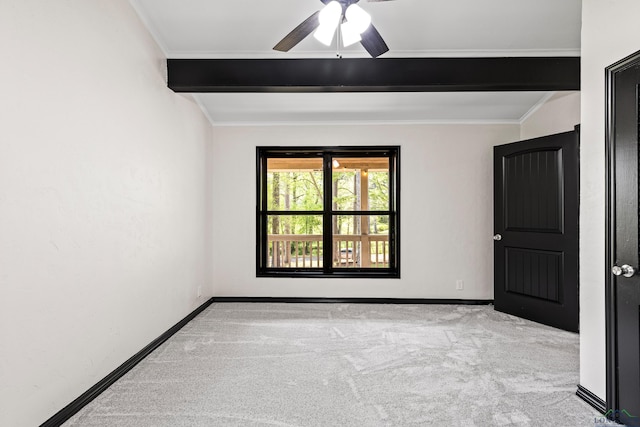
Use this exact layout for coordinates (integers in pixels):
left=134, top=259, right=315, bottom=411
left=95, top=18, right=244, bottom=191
left=360, top=23, right=389, bottom=58
left=273, top=11, right=321, bottom=52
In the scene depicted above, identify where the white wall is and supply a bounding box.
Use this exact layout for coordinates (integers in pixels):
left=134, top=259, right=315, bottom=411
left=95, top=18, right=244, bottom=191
left=579, top=0, right=640, bottom=400
left=0, top=1, right=212, bottom=426
left=212, top=124, right=519, bottom=299
left=520, top=91, right=581, bottom=140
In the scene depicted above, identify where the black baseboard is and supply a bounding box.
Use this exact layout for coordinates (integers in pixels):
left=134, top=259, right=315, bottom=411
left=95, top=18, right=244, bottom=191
left=40, top=298, right=214, bottom=427
left=576, top=384, right=607, bottom=414
left=212, top=297, right=494, bottom=305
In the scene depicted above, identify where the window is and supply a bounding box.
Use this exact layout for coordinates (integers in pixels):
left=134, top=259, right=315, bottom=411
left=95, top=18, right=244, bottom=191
left=257, top=146, right=399, bottom=278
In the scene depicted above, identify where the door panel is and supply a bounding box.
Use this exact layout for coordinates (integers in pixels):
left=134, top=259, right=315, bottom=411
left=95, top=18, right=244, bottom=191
left=505, top=247, right=562, bottom=302
left=494, top=131, right=579, bottom=332
left=504, top=149, right=562, bottom=232
left=606, top=51, right=640, bottom=425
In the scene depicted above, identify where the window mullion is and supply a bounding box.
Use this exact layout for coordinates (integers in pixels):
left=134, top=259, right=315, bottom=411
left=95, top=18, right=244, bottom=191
left=389, top=153, right=395, bottom=269
left=257, top=152, right=268, bottom=272
left=322, top=153, right=332, bottom=273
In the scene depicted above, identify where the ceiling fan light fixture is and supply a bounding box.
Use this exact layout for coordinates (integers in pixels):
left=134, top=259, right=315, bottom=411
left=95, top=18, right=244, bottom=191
left=273, top=0, right=389, bottom=58
left=344, top=4, right=371, bottom=34
left=341, top=21, right=362, bottom=47
left=314, top=25, right=337, bottom=46
left=313, top=1, right=342, bottom=46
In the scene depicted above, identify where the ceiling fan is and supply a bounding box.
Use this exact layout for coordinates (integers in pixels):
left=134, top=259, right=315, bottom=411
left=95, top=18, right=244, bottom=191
left=273, top=0, right=395, bottom=58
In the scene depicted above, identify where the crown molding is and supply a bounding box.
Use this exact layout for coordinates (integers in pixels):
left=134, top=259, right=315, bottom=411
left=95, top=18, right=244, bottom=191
left=518, top=91, right=557, bottom=124
left=128, top=0, right=170, bottom=56
left=166, top=48, right=581, bottom=60
left=191, top=94, right=217, bottom=125
left=208, top=119, right=521, bottom=127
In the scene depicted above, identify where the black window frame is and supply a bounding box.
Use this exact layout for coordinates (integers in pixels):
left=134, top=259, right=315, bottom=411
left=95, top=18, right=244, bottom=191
left=256, top=146, right=400, bottom=278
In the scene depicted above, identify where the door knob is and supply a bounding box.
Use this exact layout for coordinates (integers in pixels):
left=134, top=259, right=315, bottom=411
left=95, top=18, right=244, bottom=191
left=612, top=264, right=635, bottom=278
left=493, top=234, right=502, bottom=241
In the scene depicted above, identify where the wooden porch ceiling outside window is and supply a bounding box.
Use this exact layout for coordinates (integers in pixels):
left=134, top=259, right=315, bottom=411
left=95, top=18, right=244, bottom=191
left=267, top=157, right=389, bottom=171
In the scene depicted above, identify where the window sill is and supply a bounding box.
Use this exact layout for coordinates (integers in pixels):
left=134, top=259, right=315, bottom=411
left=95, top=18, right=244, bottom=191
left=257, top=269, right=400, bottom=279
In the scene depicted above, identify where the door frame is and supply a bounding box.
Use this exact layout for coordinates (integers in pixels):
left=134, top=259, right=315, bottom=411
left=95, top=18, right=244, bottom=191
left=604, top=48, right=640, bottom=417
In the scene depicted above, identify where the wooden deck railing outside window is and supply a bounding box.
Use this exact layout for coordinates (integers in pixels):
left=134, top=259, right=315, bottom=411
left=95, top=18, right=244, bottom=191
left=267, top=234, right=389, bottom=268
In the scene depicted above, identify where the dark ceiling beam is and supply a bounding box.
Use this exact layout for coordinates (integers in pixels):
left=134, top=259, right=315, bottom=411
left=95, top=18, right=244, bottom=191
left=167, top=57, right=580, bottom=93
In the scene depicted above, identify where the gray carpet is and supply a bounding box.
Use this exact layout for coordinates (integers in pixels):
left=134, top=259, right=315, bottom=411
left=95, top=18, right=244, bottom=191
left=65, top=303, right=598, bottom=426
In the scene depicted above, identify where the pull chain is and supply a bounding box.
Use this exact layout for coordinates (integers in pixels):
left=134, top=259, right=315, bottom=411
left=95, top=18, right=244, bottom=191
left=336, top=16, right=343, bottom=58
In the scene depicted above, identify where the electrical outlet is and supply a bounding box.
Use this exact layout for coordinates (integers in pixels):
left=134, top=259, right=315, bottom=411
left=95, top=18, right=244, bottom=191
left=455, top=280, right=464, bottom=291
left=197, top=286, right=202, bottom=299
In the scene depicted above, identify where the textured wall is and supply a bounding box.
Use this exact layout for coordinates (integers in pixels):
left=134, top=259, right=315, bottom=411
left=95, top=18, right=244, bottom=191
left=211, top=123, right=519, bottom=299
left=0, top=1, right=212, bottom=425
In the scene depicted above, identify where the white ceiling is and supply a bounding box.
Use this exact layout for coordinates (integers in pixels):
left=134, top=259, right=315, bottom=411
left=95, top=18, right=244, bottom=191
left=129, top=0, right=582, bottom=125
left=194, top=92, right=554, bottom=125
